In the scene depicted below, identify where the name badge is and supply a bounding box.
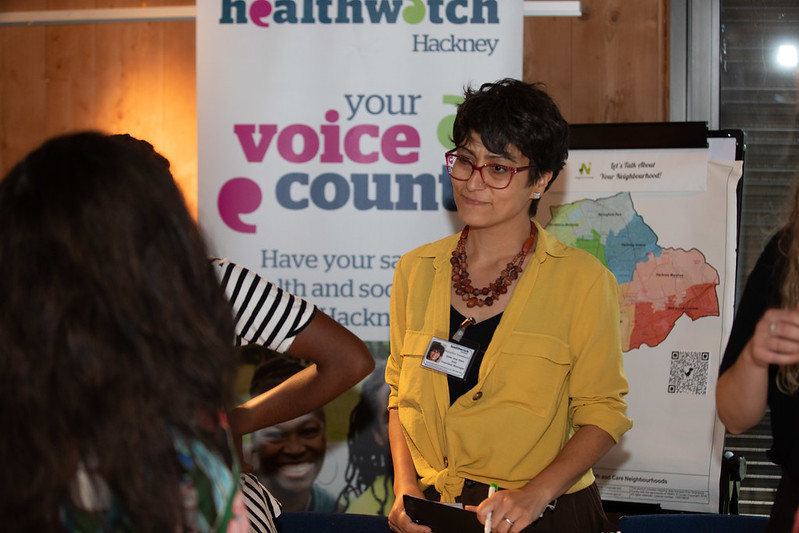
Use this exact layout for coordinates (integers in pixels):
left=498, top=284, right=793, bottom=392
left=420, top=336, right=476, bottom=380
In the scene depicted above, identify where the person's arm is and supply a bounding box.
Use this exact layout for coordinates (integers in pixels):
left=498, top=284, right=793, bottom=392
left=215, top=258, right=373, bottom=437
left=387, top=408, right=431, bottom=533
left=385, top=254, right=431, bottom=533
left=474, top=425, right=614, bottom=530
left=716, top=234, right=799, bottom=434
left=228, top=310, right=374, bottom=435
left=473, top=267, right=629, bottom=530
left=716, top=342, right=769, bottom=435
left=717, top=308, right=799, bottom=434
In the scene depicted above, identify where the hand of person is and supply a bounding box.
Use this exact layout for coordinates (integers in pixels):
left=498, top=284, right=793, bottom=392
left=471, top=484, right=551, bottom=532
left=387, top=486, right=431, bottom=533
left=747, top=308, right=799, bottom=368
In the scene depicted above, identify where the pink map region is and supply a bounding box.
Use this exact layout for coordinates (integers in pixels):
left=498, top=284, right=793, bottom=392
left=619, top=248, right=719, bottom=351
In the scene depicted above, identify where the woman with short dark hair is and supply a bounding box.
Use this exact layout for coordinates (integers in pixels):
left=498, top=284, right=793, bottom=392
left=386, top=79, right=632, bottom=533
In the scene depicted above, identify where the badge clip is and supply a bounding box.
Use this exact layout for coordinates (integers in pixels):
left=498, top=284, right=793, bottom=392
left=451, top=316, right=475, bottom=342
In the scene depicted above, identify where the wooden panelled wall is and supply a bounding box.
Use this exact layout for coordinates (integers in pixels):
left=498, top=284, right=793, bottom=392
left=0, top=0, right=669, bottom=215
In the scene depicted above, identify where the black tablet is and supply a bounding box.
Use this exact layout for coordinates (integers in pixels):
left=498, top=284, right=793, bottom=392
left=403, top=494, right=484, bottom=533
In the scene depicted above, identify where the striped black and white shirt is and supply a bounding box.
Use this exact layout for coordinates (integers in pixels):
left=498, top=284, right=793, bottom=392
left=240, top=473, right=281, bottom=533
left=212, top=258, right=316, bottom=353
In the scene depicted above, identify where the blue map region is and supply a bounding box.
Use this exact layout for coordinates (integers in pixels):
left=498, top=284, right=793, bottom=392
left=605, top=212, right=662, bottom=284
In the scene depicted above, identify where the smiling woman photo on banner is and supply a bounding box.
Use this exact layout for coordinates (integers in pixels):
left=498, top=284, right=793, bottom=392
left=247, top=353, right=343, bottom=514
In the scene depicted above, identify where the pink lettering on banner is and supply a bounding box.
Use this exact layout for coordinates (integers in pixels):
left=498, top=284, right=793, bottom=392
left=233, top=111, right=420, bottom=164
left=383, top=125, right=420, bottom=164
left=234, top=124, right=277, bottom=163
left=218, top=177, right=262, bottom=233
left=344, top=125, right=379, bottom=163
left=320, top=110, right=343, bottom=163
left=249, top=0, right=272, bottom=27
left=277, top=124, right=319, bottom=163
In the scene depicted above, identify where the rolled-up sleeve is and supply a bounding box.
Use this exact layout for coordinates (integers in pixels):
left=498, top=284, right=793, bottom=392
left=568, top=268, right=633, bottom=441
left=386, top=254, right=410, bottom=411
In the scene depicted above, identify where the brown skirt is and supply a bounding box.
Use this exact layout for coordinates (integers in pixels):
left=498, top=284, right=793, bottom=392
left=423, top=480, right=612, bottom=533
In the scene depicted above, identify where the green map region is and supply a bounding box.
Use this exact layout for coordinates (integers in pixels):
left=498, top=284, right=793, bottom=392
left=545, top=192, right=719, bottom=351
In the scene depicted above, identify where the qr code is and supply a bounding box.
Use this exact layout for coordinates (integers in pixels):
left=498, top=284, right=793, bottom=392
left=667, top=351, right=710, bottom=395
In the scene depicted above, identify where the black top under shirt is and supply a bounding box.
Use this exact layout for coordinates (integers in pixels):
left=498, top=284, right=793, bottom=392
left=447, top=306, right=502, bottom=405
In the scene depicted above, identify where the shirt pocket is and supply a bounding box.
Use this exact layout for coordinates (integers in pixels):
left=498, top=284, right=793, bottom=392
left=397, top=331, right=435, bottom=404
left=491, top=332, right=571, bottom=418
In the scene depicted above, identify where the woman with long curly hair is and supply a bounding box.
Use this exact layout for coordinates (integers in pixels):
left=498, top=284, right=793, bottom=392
left=337, top=360, right=394, bottom=515
left=0, top=132, right=246, bottom=531
left=717, top=180, right=799, bottom=533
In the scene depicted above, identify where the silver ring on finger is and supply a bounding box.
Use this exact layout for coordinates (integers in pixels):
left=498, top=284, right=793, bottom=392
left=504, top=517, right=515, bottom=526
left=771, top=321, right=777, bottom=335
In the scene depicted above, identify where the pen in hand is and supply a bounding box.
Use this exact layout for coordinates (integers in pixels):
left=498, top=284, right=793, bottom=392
left=485, top=483, right=498, bottom=533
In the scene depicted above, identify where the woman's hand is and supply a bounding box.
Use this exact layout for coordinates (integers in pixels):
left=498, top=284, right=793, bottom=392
left=747, top=308, right=799, bottom=368
left=470, top=425, right=615, bottom=531
left=387, top=486, right=431, bottom=533
left=472, top=484, right=549, bottom=532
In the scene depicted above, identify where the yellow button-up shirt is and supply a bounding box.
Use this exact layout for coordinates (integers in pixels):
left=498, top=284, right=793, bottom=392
left=386, top=222, right=632, bottom=502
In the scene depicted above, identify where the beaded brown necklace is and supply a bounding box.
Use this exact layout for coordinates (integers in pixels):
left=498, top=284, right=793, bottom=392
left=450, top=221, right=537, bottom=308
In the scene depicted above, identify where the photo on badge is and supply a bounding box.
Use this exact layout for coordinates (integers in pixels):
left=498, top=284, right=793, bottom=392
left=420, top=337, right=475, bottom=380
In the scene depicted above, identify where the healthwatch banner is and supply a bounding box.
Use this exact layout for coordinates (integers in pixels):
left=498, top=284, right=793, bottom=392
left=197, top=0, right=523, bottom=341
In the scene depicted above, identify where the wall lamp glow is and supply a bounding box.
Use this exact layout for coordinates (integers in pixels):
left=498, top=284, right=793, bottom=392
left=776, top=44, right=798, bottom=69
